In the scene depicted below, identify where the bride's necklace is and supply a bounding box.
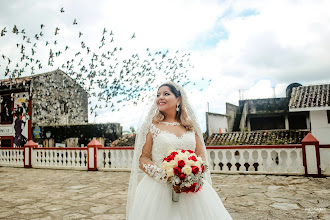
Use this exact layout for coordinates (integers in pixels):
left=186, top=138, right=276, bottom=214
left=159, top=121, right=181, bottom=126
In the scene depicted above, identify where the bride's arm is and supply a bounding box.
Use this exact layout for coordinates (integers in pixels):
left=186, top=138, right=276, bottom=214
left=139, top=131, right=167, bottom=183
left=195, top=133, right=206, bottom=161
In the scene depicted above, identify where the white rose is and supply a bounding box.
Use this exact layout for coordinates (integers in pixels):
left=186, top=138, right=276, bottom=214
left=162, top=161, right=169, bottom=170
left=187, top=160, right=196, bottom=166
left=174, top=154, right=183, bottom=163
left=182, top=153, right=189, bottom=160
left=182, top=166, right=192, bottom=175
left=166, top=168, right=174, bottom=177
left=169, top=160, right=176, bottom=168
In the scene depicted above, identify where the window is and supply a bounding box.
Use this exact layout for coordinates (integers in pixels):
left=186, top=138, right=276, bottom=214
left=250, top=116, right=285, bottom=131
left=289, top=115, right=307, bottom=129
left=0, top=95, right=13, bottom=124
left=327, top=110, right=330, bottom=124
left=0, top=137, right=13, bottom=148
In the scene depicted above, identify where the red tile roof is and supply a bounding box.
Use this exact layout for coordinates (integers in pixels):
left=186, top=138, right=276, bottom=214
left=205, top=130, right=310, bottom=145
left=289, top=84, right=330, bottom=109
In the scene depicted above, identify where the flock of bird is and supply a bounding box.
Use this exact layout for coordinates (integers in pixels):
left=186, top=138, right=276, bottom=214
left=0, top=6, right=205, bottom=117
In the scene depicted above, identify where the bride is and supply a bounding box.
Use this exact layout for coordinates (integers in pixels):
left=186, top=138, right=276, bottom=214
left=126, top=81, right=232, bottom=220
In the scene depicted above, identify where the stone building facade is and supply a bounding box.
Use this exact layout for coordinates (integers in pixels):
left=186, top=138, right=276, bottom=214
left=30, top=70, right=88, bottom=126
left=226, top=83, right=309, bottom=132
left=0, top=69, right=88, bottom=147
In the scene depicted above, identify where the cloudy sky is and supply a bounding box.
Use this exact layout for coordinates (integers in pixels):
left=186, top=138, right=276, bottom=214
left=1, top=0, right=330, bottom=132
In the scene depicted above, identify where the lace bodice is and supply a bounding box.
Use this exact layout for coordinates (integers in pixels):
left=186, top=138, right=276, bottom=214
left=149, top=123, right=196, bottom=166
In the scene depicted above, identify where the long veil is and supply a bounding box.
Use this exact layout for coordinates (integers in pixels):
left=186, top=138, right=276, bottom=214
left=126, top=81, right=212, bottom=217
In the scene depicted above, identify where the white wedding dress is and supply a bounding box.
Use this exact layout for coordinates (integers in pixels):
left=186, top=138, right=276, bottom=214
left=128, top=124, right=232, bottom=220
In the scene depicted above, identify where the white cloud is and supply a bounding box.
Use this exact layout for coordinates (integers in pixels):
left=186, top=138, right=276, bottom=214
left=1, top=0, right=330, bottom=133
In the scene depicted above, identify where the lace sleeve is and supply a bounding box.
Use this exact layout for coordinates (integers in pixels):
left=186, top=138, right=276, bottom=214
left=139, top=130, right=167, bottom=183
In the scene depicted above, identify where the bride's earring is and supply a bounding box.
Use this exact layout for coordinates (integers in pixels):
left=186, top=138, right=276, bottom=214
left=176, top=103, right=180, bottom=112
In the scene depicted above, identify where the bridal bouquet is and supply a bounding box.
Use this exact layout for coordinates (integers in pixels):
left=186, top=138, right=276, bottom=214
left=162, top=150, right=208, bottom=201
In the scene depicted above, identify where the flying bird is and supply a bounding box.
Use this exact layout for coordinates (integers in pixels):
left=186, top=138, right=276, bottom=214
left=0, top=15, right=192, bottom=118
left=55, top=27, right=60, bottom=35
left=12, top=25, right=19, bottom=34
left=1, top=27, right=7, bottom=37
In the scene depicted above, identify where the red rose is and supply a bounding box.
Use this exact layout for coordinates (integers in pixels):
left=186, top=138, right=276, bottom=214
left=201, top=165, right=205, bottom=172
left=168, top=155, right=176, bottom=161
left=179, top=173, right=186, bottom=180
left=181, top=150, right=186, bottom=153
left=178, top=160, right=185, bottom=168
left=186, top=183, right=198, bottom=193
left=187, top=150, right=194, bottom=153
left=171, top=151, right=178, bottom=156
left=173, top=167, right=181, bottom=175
left=191, top=166, right=199, bottom=174
left=164, top=156, right=172, bottom=162
left=188, top=156, right=197, bottom=162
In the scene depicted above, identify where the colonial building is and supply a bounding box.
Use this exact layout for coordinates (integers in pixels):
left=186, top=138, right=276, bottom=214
left=227, top=83, right=309, bottom=132
left=206, top=83, right=314, bottom=145
left=289, top=84, right=330, bottom=144
left=0, top=69, right=88, bottom=147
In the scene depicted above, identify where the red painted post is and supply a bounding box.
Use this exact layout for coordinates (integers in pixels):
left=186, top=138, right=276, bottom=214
left=24, top=140, right=38, bottom=168
left=87, top=138, right=102, bottom=171
left=301, top=133, right=321, bottom=177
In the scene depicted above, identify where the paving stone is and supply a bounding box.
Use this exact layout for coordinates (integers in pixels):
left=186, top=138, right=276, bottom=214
left=90, top=204, right=112, bottom=214
left=0, top=167, right=329, bottom=220
left=32, top=217, right=52, bottom=220
left=270, top=202, right=300, bottom=210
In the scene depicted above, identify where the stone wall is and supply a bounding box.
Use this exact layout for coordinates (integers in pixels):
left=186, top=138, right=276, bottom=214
left=31, top=70, right=88, bottom=126
left=33, top=123, right=122, bottom=147
left=226, top=103, right=239, bottom=132
left=239, top=97, right=289, bottom=114
left=206, top=112, right=228, bottom=137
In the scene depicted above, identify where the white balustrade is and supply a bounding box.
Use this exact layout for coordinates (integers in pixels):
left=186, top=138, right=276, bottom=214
left=207, top=147, right=304, bottom=175
left=31, top=148, right=87, bottom=170
left=320, top=147, right=330, bottom=175
left=0, top=148, right=24, bottom=167
left=1, top=146, right=328, bottom=176
left=97, top=148, right=134, bottom=171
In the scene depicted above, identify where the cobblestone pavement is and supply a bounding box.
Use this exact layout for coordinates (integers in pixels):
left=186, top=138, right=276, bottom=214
left=0, top=167, right=329, bottom=220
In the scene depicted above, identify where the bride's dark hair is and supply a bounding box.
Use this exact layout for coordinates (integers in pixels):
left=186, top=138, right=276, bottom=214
left=153, top=83, right=194, bottom=131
